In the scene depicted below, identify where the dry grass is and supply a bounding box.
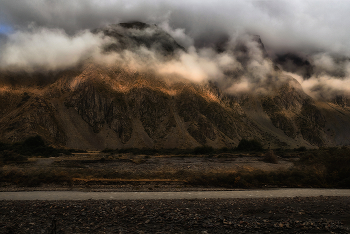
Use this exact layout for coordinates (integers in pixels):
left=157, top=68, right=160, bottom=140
left=1, top=147, right=350, bottom=188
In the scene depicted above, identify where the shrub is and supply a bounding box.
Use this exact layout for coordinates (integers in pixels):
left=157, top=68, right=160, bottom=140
left=296, top=146, right=307, bottom=152
left=0, top=150, right=27, bottom=164
left=299, top=152, right=316, bottom=163
left=236, top=139, right=263, bottom=151
left=263, top=150, right=279, bottom=164
left=0, top=168, right=73, bottom=187
left=220, top=147, right=229, bottom=152
left=193, top=146, right=214, bottom=155
left=102, top=148, right=114, bottom=153
left=22, top=135, right=46, bottom=148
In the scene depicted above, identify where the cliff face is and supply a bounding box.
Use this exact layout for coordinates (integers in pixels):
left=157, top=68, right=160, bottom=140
left=0, top=91, right=66, bottom=145
left=261, top=82, right=326, bottom=146
left=54, top=64, right=264, bottom=149
left=1, top=22, right=350, bottom=150
left=1, top=64, right=350, bottom=150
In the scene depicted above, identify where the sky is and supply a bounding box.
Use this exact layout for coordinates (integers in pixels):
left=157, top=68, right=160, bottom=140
left=1, top=0, right=350, bottom=56
left=0, top=25, right=13, bottom=35
left=1, top=0, right=350, bottom=99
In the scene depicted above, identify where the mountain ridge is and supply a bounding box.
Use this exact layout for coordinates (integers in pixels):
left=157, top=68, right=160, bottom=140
left=1, top=22, right=350, bottom=150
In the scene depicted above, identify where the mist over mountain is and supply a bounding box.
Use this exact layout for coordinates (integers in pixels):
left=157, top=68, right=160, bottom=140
left=1, top=21, right=350, bottom=150
left=2, top=0, right=350, bottom=96
left=2, top=0, right=350, bottom=54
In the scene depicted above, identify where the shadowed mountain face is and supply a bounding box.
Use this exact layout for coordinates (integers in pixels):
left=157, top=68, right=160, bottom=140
left=1, top=22, right=350, bottom=150
left=92, top=21, right=185, bottom=56
left=274, top=53, right=314, bottom=78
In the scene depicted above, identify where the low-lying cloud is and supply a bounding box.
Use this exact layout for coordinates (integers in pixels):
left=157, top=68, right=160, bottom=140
left=2, top=0, right=350, bottom=56
left=0, top=28, right=109, bottom=71
left=158, top=48, right=234, bottom=82
left=289, top=54, right=350, bottom=100
left=1, top=0, right=350, bottom=100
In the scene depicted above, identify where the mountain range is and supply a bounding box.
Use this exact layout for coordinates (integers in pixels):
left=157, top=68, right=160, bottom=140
left=1, top=22, right=350, bottom=150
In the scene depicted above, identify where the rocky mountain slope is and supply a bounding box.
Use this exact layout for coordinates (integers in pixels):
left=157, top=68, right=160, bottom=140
left=1, top=22, right=350, bottom=150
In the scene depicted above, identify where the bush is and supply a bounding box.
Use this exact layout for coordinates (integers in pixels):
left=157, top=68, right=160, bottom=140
left=0, top=168, right=73, bottom=187
left=23, top=135, right=45, bottom=148
left=295, top=146, right=307, bottom=152
left=102, top=148, right=114, bottom=153
left=0, top=136, right=75, bottom=158
left=0, top=150, right=27, bottom=164
left=299, top=152, right=316, bottom=163
left=193, top=146, right=214, bottom=155
left=263, top=150, right=278, bottom=164
left=236, top=139, right=263, bottom=151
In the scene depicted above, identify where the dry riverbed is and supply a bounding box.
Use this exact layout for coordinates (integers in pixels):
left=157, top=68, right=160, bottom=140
left=1, top=196, right=349, bottom=233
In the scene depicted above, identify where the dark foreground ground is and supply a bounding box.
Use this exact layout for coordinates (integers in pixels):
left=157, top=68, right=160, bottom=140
left=1, top=196, right=349, bottom=234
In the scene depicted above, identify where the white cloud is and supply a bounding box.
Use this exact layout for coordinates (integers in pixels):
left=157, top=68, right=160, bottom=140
left=2, top=0, right=350, bottom=56
left=0, top=28, right=109, bottom=71
left=159, top=20, right=194, bottom=49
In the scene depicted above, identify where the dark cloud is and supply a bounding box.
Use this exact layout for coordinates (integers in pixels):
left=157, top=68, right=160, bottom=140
left=0, top=0, right=171, bottom=33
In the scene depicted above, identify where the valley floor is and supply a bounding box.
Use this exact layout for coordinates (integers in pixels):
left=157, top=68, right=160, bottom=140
left=1, top=147, right=350, bottom=190
left=2, top=151, right=350, bottom=233
left=0, top=151, right=296, bottom=191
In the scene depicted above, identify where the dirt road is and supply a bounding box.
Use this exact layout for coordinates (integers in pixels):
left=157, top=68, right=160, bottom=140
left=1, top=188, right=350, bottom=200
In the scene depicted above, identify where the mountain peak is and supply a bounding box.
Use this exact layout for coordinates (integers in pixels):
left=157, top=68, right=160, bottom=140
left=94, top=21, right=185, bottom=55
left=119, top=21, right=151, bottom=30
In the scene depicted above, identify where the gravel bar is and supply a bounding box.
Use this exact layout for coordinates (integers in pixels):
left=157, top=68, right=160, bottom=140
left=1, top=196, right=350, bottom=233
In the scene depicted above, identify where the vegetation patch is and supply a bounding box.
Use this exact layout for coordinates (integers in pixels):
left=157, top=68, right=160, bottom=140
left=187, top=147, right=350, bottom=188
left=236, top=139, right=263, bottom=151
left=263, top=150, right=279, bottom=164
left=101, top=139, right=263, bottom=156
left=0, top=136, right=85, bottom=165
left=1, top=136, right=350, bottom=189
left=0, top=168, right=73, bottom=187
left=102, top=147, right=217, bottom=155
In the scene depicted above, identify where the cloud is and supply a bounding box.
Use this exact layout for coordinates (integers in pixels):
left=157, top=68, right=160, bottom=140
left=284, top=57, right=350, bottom=100
left=2, top=0, right=350, bottom=56
left=0, top=27, right=109, bottom=71
left=159, top=20, right=194, bottom=49
left=91, top=43, right=241, bottom=84
left=279, top=53, right=350, bottom=100
left=156, top=46, right=241, bottom=83
left=298, top=75, right=350, bottom=100
left=0, top=23, right=325, bottom=99
left=2, top=0, right=350, bottom=100
left=311, top=53, right=350, bottom=78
